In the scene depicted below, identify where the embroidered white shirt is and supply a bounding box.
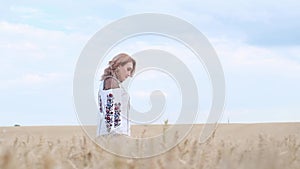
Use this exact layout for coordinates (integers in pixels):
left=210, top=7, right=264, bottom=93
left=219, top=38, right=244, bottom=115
left=96, top=81, right=130, bottom=136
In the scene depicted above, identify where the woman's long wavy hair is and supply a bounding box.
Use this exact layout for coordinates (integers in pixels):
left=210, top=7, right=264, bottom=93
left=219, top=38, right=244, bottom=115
left=101, top=53, right=136, bottom=81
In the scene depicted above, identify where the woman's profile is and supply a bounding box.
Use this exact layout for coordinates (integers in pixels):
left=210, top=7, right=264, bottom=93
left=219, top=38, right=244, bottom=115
left=97, top=53, right=136, bottom=137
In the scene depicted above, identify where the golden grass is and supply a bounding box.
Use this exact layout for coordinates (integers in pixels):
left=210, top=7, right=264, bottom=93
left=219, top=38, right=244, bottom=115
left=0, top=123, right=299, bottom=169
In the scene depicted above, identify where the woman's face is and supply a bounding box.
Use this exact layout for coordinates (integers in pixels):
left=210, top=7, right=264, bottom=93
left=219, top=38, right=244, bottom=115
left=118, top=62, right=133, bottom=82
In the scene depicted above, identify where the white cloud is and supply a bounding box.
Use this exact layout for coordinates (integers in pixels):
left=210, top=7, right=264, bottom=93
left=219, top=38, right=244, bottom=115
left=21, top=73, right=66, bottom=85
left=0, top=21, right=89, bottom=83
left=222, top=107, right=300, bottom=123
left=9, top=5, right=41, bottom=19
left=0, top=21, right=89, bottom=64
left=1, top=0, right=300, bottom=125
left=206, top=36, right=300, bottom=123
left=211, top=37, right=300, bottom=78
left=0, top=72, right=69, bottom=89
left=130, top=90, right=168, bottom=98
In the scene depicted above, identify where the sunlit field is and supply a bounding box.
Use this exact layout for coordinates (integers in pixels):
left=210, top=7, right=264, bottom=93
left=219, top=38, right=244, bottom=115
left=0, top=123, right=299, bottom=169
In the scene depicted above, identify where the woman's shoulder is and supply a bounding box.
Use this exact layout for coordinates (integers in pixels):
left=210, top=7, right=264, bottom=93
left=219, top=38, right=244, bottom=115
left=98, top=84, right=124, bottom=95
left=102, top=77, right=121, bottom=90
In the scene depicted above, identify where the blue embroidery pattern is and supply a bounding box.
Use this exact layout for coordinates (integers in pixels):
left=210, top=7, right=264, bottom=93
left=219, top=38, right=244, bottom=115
left=114, top=102, right=121, bottom=127
left=98, top=95, right=103, bottom=113
left=105, top=93, right=114, bottom=132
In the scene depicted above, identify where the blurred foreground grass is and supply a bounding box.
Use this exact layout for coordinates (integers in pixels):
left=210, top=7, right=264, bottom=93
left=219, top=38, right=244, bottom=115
left=0, top=123, right=299, bottom=169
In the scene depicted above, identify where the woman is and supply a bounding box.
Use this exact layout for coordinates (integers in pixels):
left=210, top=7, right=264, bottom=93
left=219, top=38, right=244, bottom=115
left=97, top=53, right=136, bottom=136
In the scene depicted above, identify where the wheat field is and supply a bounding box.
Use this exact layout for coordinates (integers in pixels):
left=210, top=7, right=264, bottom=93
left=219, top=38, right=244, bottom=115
left=0, top=123, right=299, bottom=169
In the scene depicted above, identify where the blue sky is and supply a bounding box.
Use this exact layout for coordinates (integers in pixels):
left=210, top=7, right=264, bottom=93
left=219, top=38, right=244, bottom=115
left=0, top=0, right=299, bottom=126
